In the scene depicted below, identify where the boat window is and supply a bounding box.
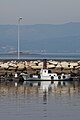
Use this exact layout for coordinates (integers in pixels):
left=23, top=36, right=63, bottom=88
left=48, top=70, right=52, bottom=73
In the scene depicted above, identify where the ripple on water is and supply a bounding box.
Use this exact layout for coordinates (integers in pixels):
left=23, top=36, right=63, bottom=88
left=0, top=82, right=80, bottom=120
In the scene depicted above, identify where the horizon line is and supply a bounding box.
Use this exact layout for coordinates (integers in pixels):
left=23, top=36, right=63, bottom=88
left=0, top=22, right=80, bottom=26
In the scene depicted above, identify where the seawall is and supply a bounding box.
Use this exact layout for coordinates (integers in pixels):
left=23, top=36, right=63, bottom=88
left=0, top=59, right=80, bottom=78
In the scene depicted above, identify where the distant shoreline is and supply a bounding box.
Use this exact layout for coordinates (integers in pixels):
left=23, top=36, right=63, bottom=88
left=0, top=52, right=80, bottom=60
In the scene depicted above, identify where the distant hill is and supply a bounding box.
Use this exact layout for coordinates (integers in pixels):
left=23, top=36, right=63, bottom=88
left=0, top=22, right=80, bottom=53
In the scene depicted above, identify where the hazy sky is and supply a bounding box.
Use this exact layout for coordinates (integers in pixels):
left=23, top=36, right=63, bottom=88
left=0, top=0, right=80, bottom=25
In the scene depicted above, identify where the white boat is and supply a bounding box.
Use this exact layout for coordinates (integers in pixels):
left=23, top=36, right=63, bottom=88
left=20, top=68, right=71, bottom=92
left=20, top=69, right=71, bottom=84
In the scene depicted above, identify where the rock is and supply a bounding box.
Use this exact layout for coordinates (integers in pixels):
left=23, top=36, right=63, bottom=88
left=77, top=61, right=80, bottom=65
left=69, top=62, right=78, bottom=69
left=47, top=64, right=56, bottom=68
left=8, top=63, right=17, bottom=68
left=55, top=63, right=62, bottom=68
left=17, top=63, right=25, bottom=70
left=0, top=63, right=9, bottom=69
left=31, top=65, right=42, bottom=69
left=49, top=61, right=58, bottom=66
left=60, top=62, right=69, bottom=69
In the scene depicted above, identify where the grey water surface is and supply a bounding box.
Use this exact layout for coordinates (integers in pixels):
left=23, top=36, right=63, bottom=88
left=0, top=82, right=80, bottom=120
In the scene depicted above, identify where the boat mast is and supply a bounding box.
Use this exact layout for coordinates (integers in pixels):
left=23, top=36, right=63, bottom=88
left=43, top=59, right=47, bottom=69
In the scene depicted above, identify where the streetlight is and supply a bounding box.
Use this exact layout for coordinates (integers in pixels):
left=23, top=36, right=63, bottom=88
left=18, top=17, right=22, bottom=59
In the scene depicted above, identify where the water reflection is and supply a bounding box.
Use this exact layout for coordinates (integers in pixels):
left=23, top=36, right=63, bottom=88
left=43, top=93, right=47, bottom=104
left=0, top=81, right=80, bottom=120
left=0, top=81, right=80, bottom=97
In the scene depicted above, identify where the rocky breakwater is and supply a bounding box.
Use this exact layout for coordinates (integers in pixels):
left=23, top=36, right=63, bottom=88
left=0, top=59, right=80, bottom=80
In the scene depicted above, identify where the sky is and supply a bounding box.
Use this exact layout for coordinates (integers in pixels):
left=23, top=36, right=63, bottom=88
left=0, top=0, right=80, bottom=25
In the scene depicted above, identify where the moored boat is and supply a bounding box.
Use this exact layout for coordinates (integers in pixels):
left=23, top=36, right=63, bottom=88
left=20, top=68, right=71, bottom=84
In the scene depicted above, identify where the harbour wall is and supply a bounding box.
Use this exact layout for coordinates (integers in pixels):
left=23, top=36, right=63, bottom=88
left=0, top=59, right=80, bottom=78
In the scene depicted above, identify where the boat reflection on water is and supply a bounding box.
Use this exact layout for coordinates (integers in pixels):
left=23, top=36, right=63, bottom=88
left=0, top=81, right=80, bottom=96
left=0, top=81, right=80, bottom=120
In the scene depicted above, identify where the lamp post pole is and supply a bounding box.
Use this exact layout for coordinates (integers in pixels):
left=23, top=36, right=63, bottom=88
left=18, top=17, right=22, bottom=59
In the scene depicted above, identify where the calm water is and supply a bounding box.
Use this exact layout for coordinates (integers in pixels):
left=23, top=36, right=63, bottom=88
left=1, top=53, right=80, bottom=59
left=0, top=81, right=80, bottom=120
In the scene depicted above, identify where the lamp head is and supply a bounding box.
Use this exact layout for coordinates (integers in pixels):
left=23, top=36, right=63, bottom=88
left=19, top=17, right=22, bottom=20
left=18, top=17, right=22, bottom=22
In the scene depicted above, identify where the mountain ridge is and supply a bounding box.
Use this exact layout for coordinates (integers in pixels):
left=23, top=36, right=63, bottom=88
left=0, top=22, right=80, bottom=53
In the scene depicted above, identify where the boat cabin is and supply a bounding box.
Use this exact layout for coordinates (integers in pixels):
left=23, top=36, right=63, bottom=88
left=40, top=69, right=58, bottom=80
